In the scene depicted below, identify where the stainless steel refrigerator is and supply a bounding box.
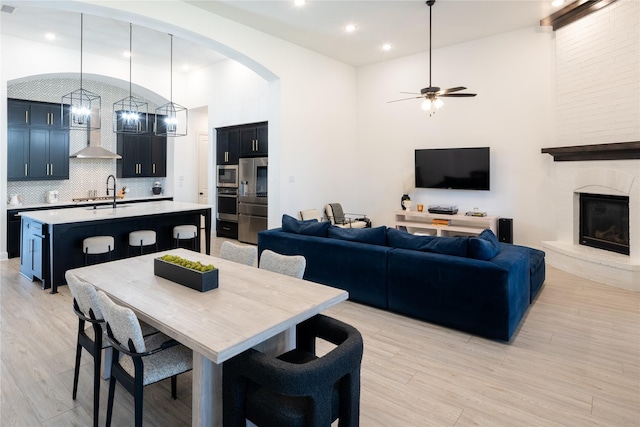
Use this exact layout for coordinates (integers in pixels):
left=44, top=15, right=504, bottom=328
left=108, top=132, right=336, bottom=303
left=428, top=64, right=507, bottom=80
left=238, top=157, right=268, bottom=244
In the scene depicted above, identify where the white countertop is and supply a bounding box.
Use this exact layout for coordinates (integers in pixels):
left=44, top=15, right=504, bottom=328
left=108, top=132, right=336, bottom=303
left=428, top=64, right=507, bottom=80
left=7, top=195, right=172, bottom=211
left=18, top=201, right=212, bottom=225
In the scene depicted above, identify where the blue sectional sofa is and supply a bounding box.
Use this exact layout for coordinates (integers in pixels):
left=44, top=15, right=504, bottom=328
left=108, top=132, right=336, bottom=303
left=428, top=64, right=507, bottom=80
left=257, top=215, right=545, bottom=341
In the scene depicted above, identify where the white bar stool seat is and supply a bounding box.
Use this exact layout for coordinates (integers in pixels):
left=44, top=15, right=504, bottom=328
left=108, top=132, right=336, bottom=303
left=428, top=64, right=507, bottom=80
left=83, top=236, right=114, bottom=265
left=173, top=225, right=198, bottom=250
left=128, top=230, right=157, bottom=256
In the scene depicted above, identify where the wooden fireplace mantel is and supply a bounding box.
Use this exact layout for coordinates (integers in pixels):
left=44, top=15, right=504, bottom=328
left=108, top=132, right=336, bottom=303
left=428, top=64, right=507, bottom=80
left=541, top=141, right=640, bottom=161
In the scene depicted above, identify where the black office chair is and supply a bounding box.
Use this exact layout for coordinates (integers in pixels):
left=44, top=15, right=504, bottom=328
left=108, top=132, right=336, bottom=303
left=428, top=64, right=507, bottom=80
left=223, top=314, right=364, bottom=427
left=96, top=290, right=193, bottom=427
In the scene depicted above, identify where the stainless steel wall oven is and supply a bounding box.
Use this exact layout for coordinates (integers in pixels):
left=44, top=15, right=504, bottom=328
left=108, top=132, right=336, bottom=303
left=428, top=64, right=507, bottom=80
left=217, top=187, right=238, bottom=221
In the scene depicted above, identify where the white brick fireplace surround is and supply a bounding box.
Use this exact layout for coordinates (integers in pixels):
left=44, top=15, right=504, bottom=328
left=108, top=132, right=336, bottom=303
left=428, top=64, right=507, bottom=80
left=542, top=1, right=640, bottom=291
left=542, top=160, right=640, bottom=291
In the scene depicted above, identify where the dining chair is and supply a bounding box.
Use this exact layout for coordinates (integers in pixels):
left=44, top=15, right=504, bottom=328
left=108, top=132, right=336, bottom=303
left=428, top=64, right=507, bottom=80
left=223, top=314, right=364, bottom=427
left=259, top=249, right=306, bottom=279
left=96, top=290, right=193, bottom=427
left=66, top=272, right=112, bottom=427
left=220, top=241, right=258, bottom=266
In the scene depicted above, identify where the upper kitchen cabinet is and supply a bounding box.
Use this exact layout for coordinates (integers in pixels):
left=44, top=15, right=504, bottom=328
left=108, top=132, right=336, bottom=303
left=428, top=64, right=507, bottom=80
left=216, top=128, right=240, bottom=165
left=7, top=99, right=70, bottom=181
left=30, top=102, right=69, bottom=128
left=116, top=113, right=167, bottom=178
left=8, top=99, right=69, bottom=127
left=8, top=99, right=30, bottom=126
left=239, top=122, right=268, bottom=157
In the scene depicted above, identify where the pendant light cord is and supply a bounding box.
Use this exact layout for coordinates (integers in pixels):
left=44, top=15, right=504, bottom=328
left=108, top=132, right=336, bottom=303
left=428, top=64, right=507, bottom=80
left=169, top=34, right=174, bottom=103
left=129, top=23, right=133, bottom=100
left=80, top=13, right=84, bottom=92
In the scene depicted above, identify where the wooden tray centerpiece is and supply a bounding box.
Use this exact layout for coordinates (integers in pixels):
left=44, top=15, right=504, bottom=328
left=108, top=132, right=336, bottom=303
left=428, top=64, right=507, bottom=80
left=154, top=254, right=218, bottom=292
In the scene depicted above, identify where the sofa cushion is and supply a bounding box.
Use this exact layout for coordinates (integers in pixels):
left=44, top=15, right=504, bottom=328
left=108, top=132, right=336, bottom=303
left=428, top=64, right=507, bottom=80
left=386, top=228, right=469, bottom=258
left=281, top=214, right=330, bottom=237
left=468, top=229, right=501, bottom=260
left=328, top=225, right=387, bottom=246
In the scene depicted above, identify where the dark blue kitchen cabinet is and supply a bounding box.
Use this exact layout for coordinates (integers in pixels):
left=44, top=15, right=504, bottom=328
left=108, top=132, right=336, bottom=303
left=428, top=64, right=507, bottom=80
left=116, top=113, right=167, bottom=178
left=7, top=99, right=70, bottom=181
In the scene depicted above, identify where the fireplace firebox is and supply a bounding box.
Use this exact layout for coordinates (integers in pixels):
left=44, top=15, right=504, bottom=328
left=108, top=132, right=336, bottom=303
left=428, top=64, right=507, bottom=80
left=579, top=193, right=630, bottom=255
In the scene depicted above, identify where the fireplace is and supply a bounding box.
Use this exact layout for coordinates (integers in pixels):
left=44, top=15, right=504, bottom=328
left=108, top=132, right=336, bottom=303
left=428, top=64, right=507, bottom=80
left=579, top=193, right=630, bottom=255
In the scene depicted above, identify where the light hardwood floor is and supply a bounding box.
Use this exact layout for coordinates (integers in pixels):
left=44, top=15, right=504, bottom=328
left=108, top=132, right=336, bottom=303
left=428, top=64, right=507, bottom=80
left=1, top=237, right=639, bottom=426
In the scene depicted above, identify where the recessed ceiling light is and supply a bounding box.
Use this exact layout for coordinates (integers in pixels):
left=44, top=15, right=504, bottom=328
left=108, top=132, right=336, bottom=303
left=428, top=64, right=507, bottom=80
left=382, top=43, right=392, bottom=51
left=293, top=0, right=306, bottom=6
left=345, top=24, right=357, bottom=33
left=122, top=50, right=131, bottom=58
left=44, top=33, right=56, bottom=41
left=551, top=0, right=565, bottom=7
left=182, top=64, right=191, bottom=72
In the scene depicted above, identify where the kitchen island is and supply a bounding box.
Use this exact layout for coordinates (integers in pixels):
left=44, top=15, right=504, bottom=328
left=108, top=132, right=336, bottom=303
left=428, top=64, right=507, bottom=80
left=18, top=201, right=212, bottom=293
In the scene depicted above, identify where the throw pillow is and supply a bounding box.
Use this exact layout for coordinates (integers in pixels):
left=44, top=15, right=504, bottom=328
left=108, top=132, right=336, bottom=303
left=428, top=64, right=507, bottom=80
left=281, top=214, right=330, bottom=237
left=468, top=229, right=501, bottom=260
left=328, top=225, right=387, bottom=246
left=386, top=228, right=469, bottom=257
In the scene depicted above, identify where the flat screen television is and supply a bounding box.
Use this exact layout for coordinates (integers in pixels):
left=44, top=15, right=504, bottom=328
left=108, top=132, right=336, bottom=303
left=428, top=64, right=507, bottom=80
left=415, top=147, right=490, bottom=190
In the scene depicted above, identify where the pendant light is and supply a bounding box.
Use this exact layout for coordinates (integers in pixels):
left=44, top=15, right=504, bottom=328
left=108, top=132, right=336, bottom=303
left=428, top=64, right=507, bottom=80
left=62, top=13, right=101, bottom=130
left=155, top=34, right=188, bottom=137
left=113, top=23, right=148, bottom=134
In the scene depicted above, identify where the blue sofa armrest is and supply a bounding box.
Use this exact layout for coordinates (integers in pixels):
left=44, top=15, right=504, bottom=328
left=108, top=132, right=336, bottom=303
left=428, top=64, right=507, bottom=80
left=258, top=228, right=391, bottom=309
left=387, top=247, right=530, bottom=341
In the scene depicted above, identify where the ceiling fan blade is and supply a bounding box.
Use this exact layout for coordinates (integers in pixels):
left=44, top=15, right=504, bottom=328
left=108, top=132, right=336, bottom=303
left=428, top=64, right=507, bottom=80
left=439, top=93, right=477, bottom=97
left=400, top=91, right=420, bottom=95
left=387, top=96, right=423, bottom=103
left=437, top=86, right=467, bottom=95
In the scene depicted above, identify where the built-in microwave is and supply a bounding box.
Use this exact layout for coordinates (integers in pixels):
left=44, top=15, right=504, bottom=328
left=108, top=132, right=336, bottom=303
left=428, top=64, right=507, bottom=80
left=216, top=165, right=238, bottom=188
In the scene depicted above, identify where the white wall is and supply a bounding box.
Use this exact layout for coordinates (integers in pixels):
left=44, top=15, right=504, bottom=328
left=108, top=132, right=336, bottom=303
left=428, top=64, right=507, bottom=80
left=356, top=27, right=556, bottom=247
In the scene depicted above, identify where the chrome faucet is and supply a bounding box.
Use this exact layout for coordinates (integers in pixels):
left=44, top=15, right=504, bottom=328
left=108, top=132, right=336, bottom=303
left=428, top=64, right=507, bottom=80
left=106, top=174, right=117, bottom=208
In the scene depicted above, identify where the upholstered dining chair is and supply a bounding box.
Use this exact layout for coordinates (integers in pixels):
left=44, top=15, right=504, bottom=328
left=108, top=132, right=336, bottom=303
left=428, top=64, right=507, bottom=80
left=66, top=272, right=112, bottom=427
left=220, top=241, right=258, bottom=266
left=96, top=291, right=193, bottom=427
left=223, top=314, right=364, bottom=427
left=259, top=249, right=306, bottom=279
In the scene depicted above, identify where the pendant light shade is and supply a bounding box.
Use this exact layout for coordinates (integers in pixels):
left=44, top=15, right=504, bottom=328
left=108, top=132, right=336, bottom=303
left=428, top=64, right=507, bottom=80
left=113, top=23, right=148, bottom=134
left=155, top=34, right=187, bottom=137
left=62, top=13, right=101, bottom=130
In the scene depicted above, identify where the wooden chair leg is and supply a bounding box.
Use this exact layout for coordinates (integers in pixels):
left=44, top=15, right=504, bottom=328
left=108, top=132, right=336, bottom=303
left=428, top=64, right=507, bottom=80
left=134, top=380, right=144, bottom=427
left=171, top=375, right=177, bottom=399
left=106, top=376, right=117, bottom=427
left=72, top=341, right=82, bottom=399
left=92, top=347, right=101, bottom=427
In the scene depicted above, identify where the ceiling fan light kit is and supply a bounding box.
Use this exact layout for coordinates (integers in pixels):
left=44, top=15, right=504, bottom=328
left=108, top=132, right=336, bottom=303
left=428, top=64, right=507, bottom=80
left=388, top=0, right=476, bottom=116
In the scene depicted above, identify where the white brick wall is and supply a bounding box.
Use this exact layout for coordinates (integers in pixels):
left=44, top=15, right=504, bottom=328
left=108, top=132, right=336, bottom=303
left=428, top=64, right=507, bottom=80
left=555, top=0, right=640, bottom=146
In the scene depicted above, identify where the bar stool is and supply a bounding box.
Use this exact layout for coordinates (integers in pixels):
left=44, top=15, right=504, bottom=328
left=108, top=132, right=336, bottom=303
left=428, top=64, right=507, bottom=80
left=83, top=236, right=114, bottom=265
left=128, top=230, right=157, bottom=256
left=173, top=225, right=198, bottom=250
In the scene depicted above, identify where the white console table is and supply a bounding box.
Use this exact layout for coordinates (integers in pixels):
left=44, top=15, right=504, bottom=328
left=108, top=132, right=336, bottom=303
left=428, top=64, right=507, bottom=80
left=394, top=210, right=499, bottom=237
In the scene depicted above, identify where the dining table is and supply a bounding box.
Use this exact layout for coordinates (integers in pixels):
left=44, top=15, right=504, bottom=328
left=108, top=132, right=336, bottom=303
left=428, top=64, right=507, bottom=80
left=68, top=248, right=349, bottom=427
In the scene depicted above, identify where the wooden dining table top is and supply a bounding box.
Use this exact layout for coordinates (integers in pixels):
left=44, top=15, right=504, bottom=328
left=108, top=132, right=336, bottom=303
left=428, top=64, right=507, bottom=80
left=68, top=248, right=349, bottom=364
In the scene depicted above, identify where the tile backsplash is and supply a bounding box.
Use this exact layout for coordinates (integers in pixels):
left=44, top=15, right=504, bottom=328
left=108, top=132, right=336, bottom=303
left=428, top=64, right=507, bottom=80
left=7, top=78, right=166, bottom=205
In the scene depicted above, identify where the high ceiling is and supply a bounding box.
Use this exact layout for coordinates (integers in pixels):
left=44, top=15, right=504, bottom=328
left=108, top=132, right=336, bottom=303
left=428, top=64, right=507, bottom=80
left=1, top=0, right=559, bottom=71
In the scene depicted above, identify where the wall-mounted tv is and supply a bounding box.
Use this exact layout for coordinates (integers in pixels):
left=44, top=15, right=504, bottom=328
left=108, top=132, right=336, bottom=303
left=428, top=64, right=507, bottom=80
left=415, top=147, right=490, bottom=191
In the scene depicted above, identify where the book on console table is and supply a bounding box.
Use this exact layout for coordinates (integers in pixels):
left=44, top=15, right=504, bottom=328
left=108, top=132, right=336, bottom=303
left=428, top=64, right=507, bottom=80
left=432, top=219, right=452, bottom=226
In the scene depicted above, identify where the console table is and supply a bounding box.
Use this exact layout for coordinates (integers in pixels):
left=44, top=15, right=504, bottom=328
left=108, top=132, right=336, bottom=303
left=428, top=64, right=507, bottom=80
left=394, top=210, right=499, bottom=237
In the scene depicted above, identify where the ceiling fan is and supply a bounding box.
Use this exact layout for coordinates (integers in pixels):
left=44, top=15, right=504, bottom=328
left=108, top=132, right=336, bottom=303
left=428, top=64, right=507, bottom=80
left=388, top=0, right=476, bottom=115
